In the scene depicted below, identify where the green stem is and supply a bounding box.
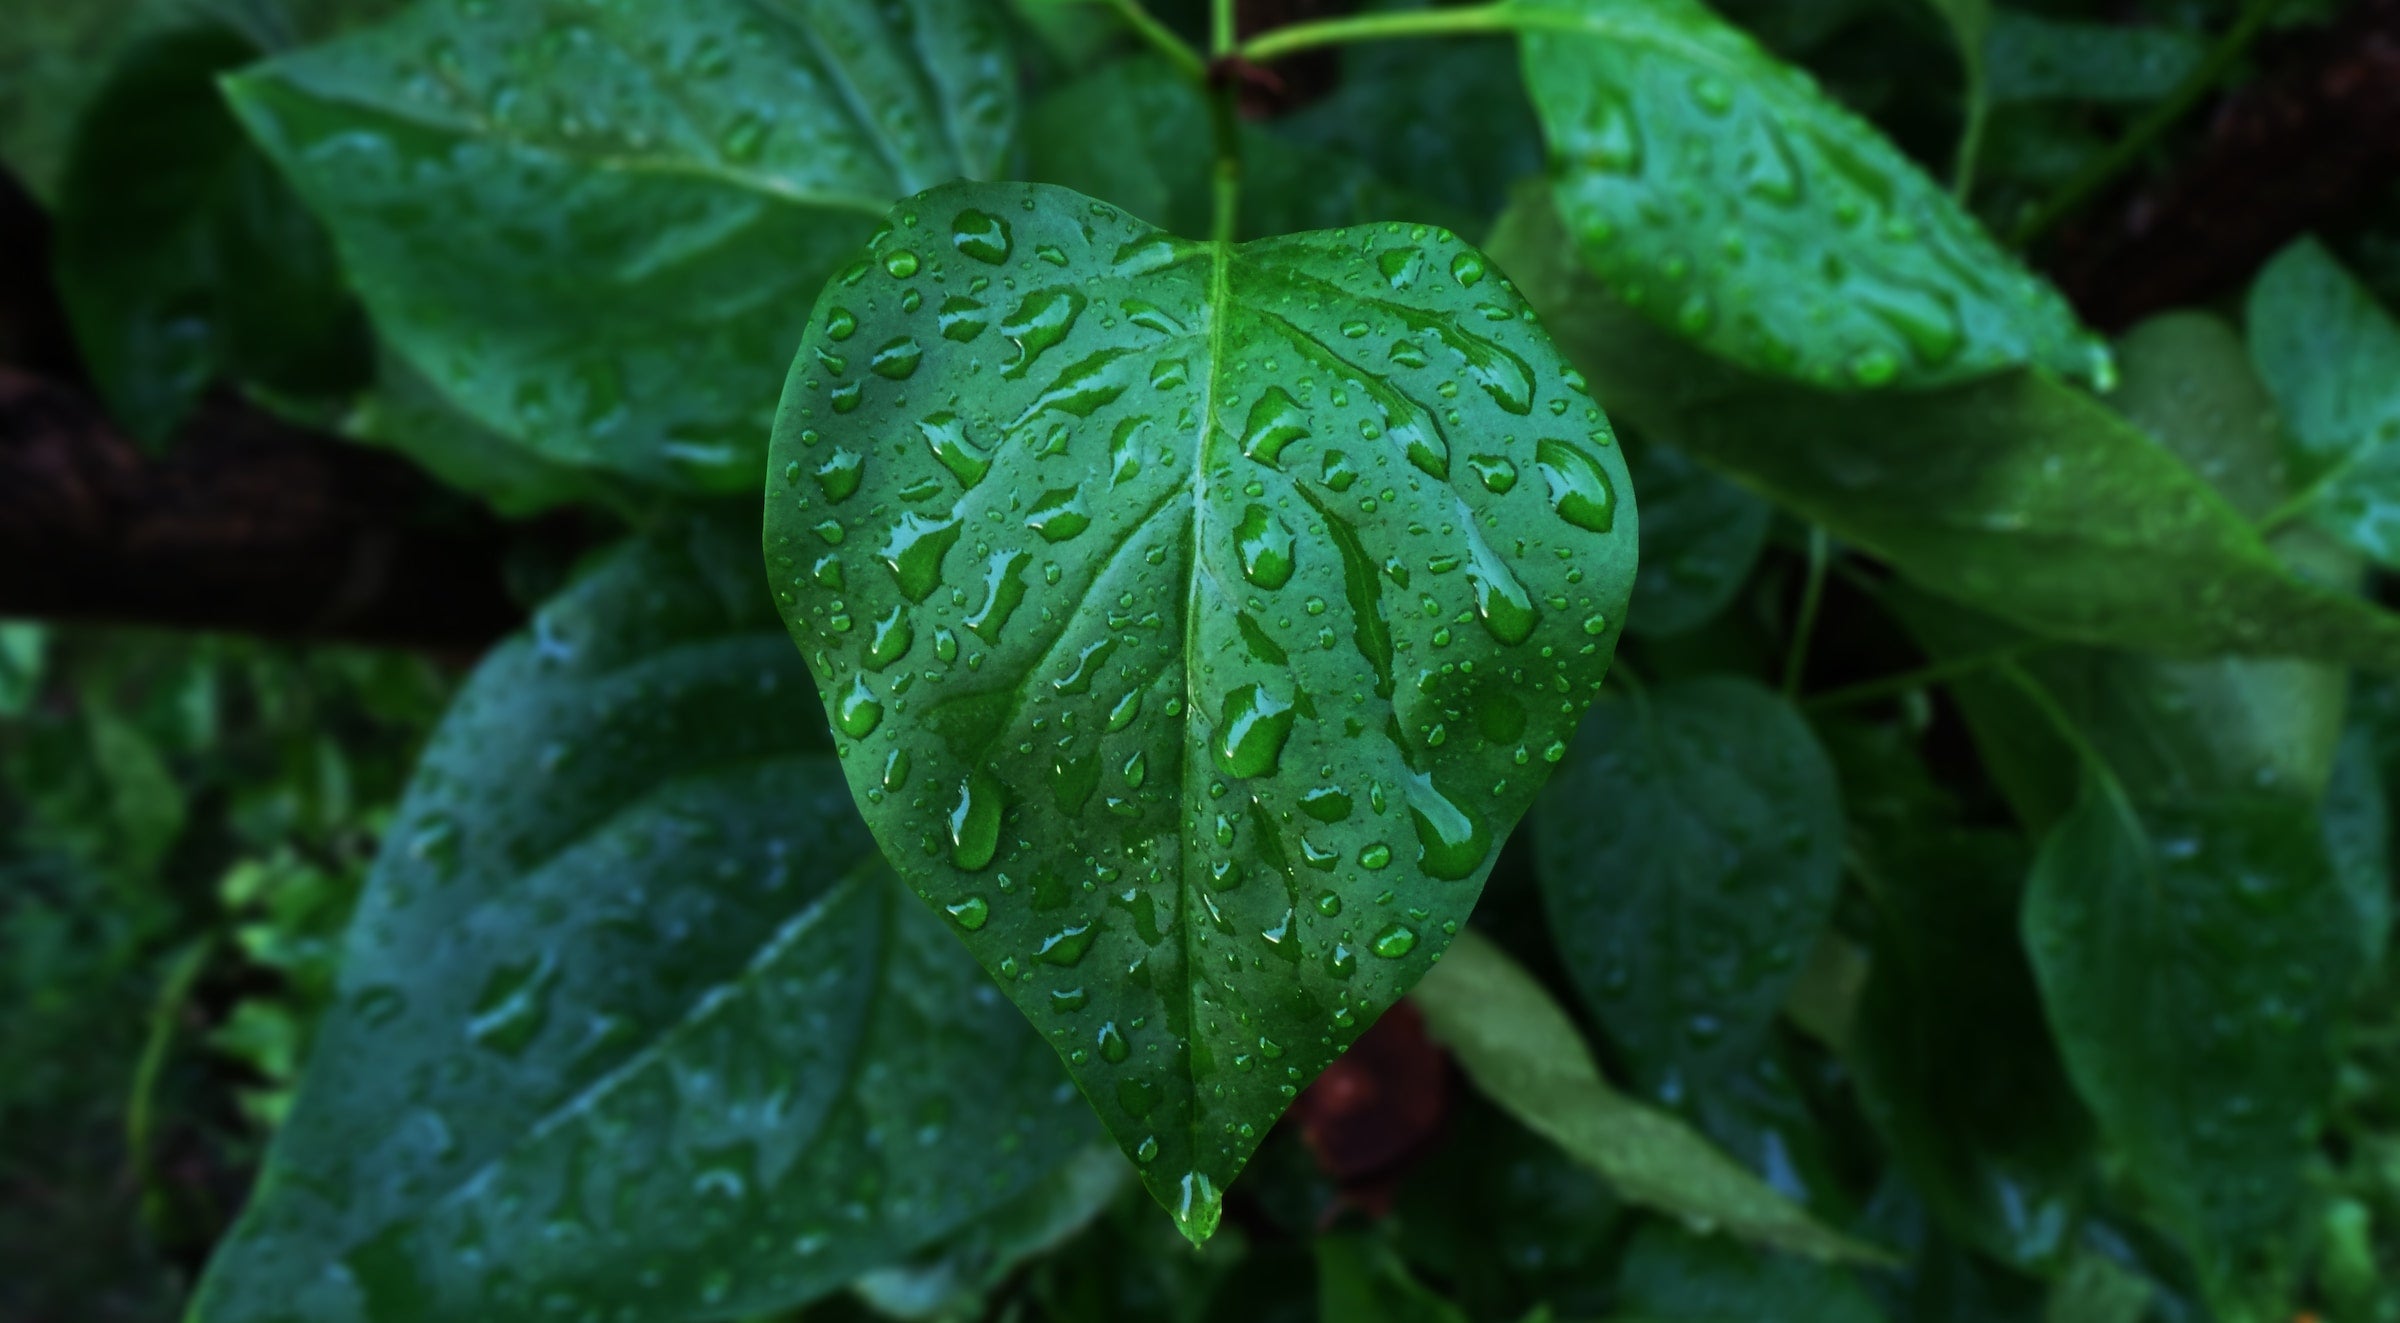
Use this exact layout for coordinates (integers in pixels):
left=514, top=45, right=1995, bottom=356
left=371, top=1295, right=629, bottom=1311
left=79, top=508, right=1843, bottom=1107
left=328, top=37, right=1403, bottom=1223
left=128, top=937, right=213, bottom=1188
left=1208, top=0, right=1241, bottom=247
left=1238, top=3, right=1519, bottom=62
left=2008, top=0, right=2283, bottom=247
left=1100, top=0, right=1208, bottom=83
left=1803, top=639, right=2048, bottom=712
left=1998, top=660, right=2142, bottom=829
left=1212, top=0, right=1237, bottom=56
left=1782, top=527, right=1831, bottom=698
left=1952, top=58, right=1989, bottom=201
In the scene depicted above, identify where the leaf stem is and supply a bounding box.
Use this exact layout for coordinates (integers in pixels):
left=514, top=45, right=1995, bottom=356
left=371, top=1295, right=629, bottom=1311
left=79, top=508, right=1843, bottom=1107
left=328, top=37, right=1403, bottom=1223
left=1782, top=527, right=1831, bottom=698
left=1099, top=0, right=1209, bottom=83
left=1238, top=2, right=1519, bottom=62
left=2008, top=0, right=2283, bottom=247
left=1212, top=0, right=1238, bottom=56
left=1803, top=639, right=2049, bottom=711
left=128, top=937, right=213, bottom=1192
left=1952, top=53, right=1989, bottom=201
left=1207, top=0, right=1241, bottom=247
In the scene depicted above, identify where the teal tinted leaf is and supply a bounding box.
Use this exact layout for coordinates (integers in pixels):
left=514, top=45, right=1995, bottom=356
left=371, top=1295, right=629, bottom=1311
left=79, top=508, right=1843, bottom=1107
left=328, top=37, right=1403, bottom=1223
left=2024, top=776, right=2355, bottom=1320
left=2328, top=716, right=2394, bottom=975
left=0, top=623, right=46, bottom=717
left=1488, top=189, right=2400, bottom=667
left=1413, top=928, right=1889, bottom=1266
left=1511, top=0, right=2105, bottom=389
left=1984, top=10, right=2203, bottom=105
left=851, top=1143, right=1129, bottom=1321
left=191, top=523, right=1095, bottom=1323
left=56, top=17, right=367, bottom=443
left=226, top=0, right=1016, bottom=493
left=1534, top=678, right=1843, bottom=1123
left=1274, top=0, right=1544, bottom=222
left=1623, top=435, right=1770, bottom=636
left=345, top=346, right=613, bottom=517
left=2247, top=237, right=2400, bottom=569
left=1616, top=1221, right=1886, bottom=1323
left=765, top=180, right=1635, bottom=1241
left=1852, top=823, right=2091, bottom=1271
left=1024, top=56, right=1461, bottom=242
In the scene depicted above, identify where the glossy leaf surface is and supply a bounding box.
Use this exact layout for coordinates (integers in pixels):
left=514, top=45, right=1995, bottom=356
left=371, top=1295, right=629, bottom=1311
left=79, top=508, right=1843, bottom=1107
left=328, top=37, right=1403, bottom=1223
left=1413, top=928, right=1886, bottom=1266
left=228, top=0, right=1014, bottom=492
left=764, top=180, right=1637, bottom=1238
left=1513, top=0, right=2105, bottom=389
left=1488, top=190, right=2400, bottom=667
left=1535, top=677, right=1843, bottom=1115
left=192, top=523, right=1094, bottom=1323
left=2247, top=237, right=2400, bottom=570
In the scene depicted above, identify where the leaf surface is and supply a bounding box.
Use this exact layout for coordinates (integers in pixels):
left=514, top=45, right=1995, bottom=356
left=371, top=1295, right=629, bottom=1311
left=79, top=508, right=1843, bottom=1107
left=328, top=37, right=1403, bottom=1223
left=191, top=522, right=1095, bottom=1323
left=1487, top=189, right=2400, bottom=667
left=2247, top=237, right=2400, bottom=570
left=1512, top=0, right=2104, bottom=389
left=764, top=180, right=1637, bottom=1238
left=1622, top=435, right=1770, bottom=637
left=226, top=0, right=1015, bottom=492
left=1412, top=928, right=1888, bottom=1266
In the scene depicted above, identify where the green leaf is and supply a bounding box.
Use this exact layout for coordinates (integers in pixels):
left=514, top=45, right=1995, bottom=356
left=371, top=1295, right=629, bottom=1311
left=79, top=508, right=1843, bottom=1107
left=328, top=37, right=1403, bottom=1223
left=1850, top=822, right=2091, bottom=1271
left=191, top=522, right=1096, bottom=1323
left=0, top=0, right=152, bottom=201
left=1984, top=10, right=2202, bottom=106
left=1411, top=927, right=1889, bottom=1266
left=765, top=179, right=1636, bottom=1241
left=1622, top=435, right=1770, bottom=637
left=226, top=0, right=1016, bottom=493
left=1534, top=677, right=1843, bottom=1119
left=55, top=16, right=368, bottom=443
left=1024, top=55, right=1463, bottom=243
left=2246, top=236, right=2400, bottom=569
left=2024, top=775, right=2355, bottom=1321
left=850, top=1143, right=1129, bottom=1321
left=1511, top=0, right=2105, bottom=389
left=344, top=345, right=613, bottom=518
left=1486, top=188, right=2400, bottom=667
left=1314, top=1235, right=1470, bottom=1323
left=2041, top=1251, right=2155, bottom=1323
left=1614, top=1221, right=1887, bottom=1323
left=0, top=623, right=46, bottom=717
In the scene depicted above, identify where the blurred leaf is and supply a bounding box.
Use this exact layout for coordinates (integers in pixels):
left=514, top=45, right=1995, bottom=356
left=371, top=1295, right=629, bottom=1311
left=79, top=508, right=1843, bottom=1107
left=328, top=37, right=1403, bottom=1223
left=227, top=0, right=1016, bottom=492
left=343, top=345, right=612, bottom=517
left=54, top=16, right=368, bottom=443
left=1513, top=0, right=2104, bottom=389
left=1984, top=10, right=2203, bottom=106
left=1413, top=927, right=1889, bottom=1266
left=191, top=521, right=1097, bottom=1323
left=851, top=1144, right=1129, bottom=1321
left=1486, top=188, right=2400, bottom=668
left=2042, top=1251, right=2154, bottom=1323
left=0, top=623, right=45, bottom=716
left=2247, top=236, right=2400, bottom=570
left=1315, top=1235, right=1469, bottom=1323
left=1392, top=1094, right=1623, bottom=1320
left=0, top=0, right=151, bottom=200
left=1535, top=677, right=1845, bottom=1167
left=1622, top=435, right=1771, bottom=637
left=86, top=706, right=187, bottom=878
left=1614, top=1220, right=1886, bottom=1322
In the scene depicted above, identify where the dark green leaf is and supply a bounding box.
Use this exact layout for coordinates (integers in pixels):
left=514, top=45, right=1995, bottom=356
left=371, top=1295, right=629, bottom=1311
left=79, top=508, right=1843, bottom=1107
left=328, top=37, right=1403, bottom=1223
left=2024, top=776, right=2355, bottom=1320
left=2246, top=236, right=2400, bottom=569
left=344, top=346, right=612, bottom=517
left=1984, top=10, right=2203, bottom=106
left=1512, top=0, right=2104, bottom=389
left=1615, top=1221, right=1886, bottom=1323
left=1622, top=435, right=1770, bottom=637
left=191, top=522, right=1096, bottom=1323
left=227, top=0, right=1016, bottom=492
left=764, top=180, right=1636, bottom=1239
left=851, top=1143, right=1129, bottom=1321
left=0, top=624, right=45, bottom=717
left=0, top=0, right=152, bottom=201
left=1412, top=927, right=1887, bottom=1265
left=1487, top=189, right=2400, bottom=667
left=55, top=17, right=368, bottom=443
left=1314, top=1235, right=1469, bottom=1323
left=1534, top=677, right=1843, bottom=1122
left=2042, top=1251, right=2155, bottom=1323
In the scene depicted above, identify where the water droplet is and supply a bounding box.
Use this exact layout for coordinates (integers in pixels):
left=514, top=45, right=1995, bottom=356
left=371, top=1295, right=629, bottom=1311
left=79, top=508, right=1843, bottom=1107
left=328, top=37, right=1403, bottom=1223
left=1097, top=1021, right=1130, bottom=1063
left=1360, top=843, right=1393, bottom=870
left=865, top=606, right=913, bottom=670
left=880, top=512, right=961, bottom=602
left=951, top=209, right=1013, bottom=264
left=884, top=249, right=920, bottom=278
left=1241, top=387, right=1310, bottom=467
left=835, top=675, right=883, bottom=738
left=949, top=771, right=1004, bottom=870
left=871, top=337, right=923, bottom=380
left=1370, top=924, right=1418, bottom=958
left=918, top=412, right=990, bottom=488
left=946, top=895, right=990, bottom=930
left=1001, top=289, right=1086, bottom=379
left=1408, top=776, right=1491, bottom=880
left=824, top=307, right=857, bottom=342
left=1234, top=505, right=1295, bottom=589
left=1467, top=454, right=1517, bottom=493
left=1215, top=684, right=1296, bottom=779
left=1450, top=251, right=1486, bottom=287
left=938, top=294, right=988, bottom=342
left=1536, top=438, right=1618, bottom=533
left=815, top=447, right=864, bottom=502
left=1300, top=787, right=1352, bottom=822
left=1040, top=922, right=1097, bottom=966
left=1027, top=488, right=1092, bottom=542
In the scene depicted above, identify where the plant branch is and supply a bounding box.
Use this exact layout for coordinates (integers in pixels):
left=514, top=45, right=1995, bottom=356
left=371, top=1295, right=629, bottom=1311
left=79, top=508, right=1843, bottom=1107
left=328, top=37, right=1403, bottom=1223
left=1099, top=0, right=1209, bottom=82
left=1782, top=527, right=1831, bottom=698
left=1238, top=2, right=1518, bottom=62
left=2009, top=0, right=2284, bottom=247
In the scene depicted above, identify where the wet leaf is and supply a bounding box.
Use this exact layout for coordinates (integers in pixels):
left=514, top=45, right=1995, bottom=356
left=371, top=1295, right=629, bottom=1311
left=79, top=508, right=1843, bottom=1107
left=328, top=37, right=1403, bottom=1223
left=190, top=521, right=1096, bottom=1323
left=1535, top=678, right=1843, bottom=1131
left=764, top=180, right=1638, bottom=1240
left=2246, top=237, right=2400, bottom=570
left=1512, top=0, right=2105, bottom=389
left=1412, top=927, right=1889, bottom=1266
left=1488, top=188, right=2400, bottom=667
left=227, top=0, right=1016, bottom=492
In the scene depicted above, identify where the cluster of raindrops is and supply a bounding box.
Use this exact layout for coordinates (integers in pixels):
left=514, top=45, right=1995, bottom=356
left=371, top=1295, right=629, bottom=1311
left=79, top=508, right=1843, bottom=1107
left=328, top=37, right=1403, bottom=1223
left=1529, top=17, right=2108, bottom=389
left=764, top=183, right=1637, bottom=1217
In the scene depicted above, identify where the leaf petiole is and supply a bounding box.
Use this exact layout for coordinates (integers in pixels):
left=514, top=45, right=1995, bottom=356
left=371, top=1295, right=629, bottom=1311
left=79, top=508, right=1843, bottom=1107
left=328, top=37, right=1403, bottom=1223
left=1238, top=2, right=1520, bottom=63
left=1097, top=0, right=1209, bottom=83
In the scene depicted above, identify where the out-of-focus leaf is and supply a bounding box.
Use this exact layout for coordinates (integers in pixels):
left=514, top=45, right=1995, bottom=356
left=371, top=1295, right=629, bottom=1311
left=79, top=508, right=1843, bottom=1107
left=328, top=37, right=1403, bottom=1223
left=55, top=16, right=368, bottom=443
left=86, top=707, right=186, bottom=878
left=765, top=180, right=1636, bottom=1240
left=344, top=346, right=610, bottom=518
left=190, top=521, right=1095, bottom=1323
left=851, top=1144, right=1129, bottom=1321
left=1412, top=927, right=1889, bottom=1266
left=2042, top=1251, right=2155, bottom=1323
left=1623, top=435, right=1770, bottom=637
left=1513, top=0, right=2104, bottom=390
left=227, top=0, right=1017, bottom=492
left=1984, top=10, right=2202, bottom=105
left=1315, top=1235, right=1469, bottom=1323
left=1614, top=1221, right=1886, bottom=1323
left=1535, top=677, right=1844, bottom=1159
left=1391, top=1095, right=1622, bottom=1321
left=2247, top=236, right=2400, bottom=569
left=1486, top=188, right=2400, bottom=668
left=0, top=0, right=151, bottom=201
left=0, top=624, right=45, bottom=716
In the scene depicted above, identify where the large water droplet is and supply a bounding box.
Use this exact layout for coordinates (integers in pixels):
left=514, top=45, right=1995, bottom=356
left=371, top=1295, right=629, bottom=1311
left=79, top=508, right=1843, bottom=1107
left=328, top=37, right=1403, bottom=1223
left=918, top=412, right=990, bottom=487
left=881, top=512, right=961, bottom=602
left=865, top=606, right=913, bottom=671
left=1001, top=289, right=1085, bottom=379
left=1215, top=684, right=1296, bottom=779
left=1371, top=924, right=1419, bottom=958
left=951, top=209, right=1013, bottom=264
left=946, top=895, right=990, bottom=930
left=1241, top=387, right=1310, bottom=468
left=949, top=771, right=1004, bottom=870
left=1408, top=775, right=1491, bottom=880
left=871, top=337, right=923, bottom=380
left=1234, top=504, right=1295, bottom=589
left=815, top=447, right=864, bottom=502
left=835, top=675, right=883, bottom=738
left=1536, top=438, right=1618, bottom=533
left=1027, top=487, right=1092, bottom=542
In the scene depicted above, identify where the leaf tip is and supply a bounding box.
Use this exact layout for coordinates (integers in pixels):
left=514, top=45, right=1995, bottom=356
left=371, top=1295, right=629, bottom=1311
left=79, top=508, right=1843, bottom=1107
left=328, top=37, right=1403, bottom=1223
left=1169, top=1170, right=1223, bottom=1247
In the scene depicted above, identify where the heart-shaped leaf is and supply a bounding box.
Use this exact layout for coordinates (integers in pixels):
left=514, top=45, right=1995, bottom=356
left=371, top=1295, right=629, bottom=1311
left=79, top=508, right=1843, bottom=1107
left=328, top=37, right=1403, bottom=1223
left=764, top=180, right=1638, bottom=1238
